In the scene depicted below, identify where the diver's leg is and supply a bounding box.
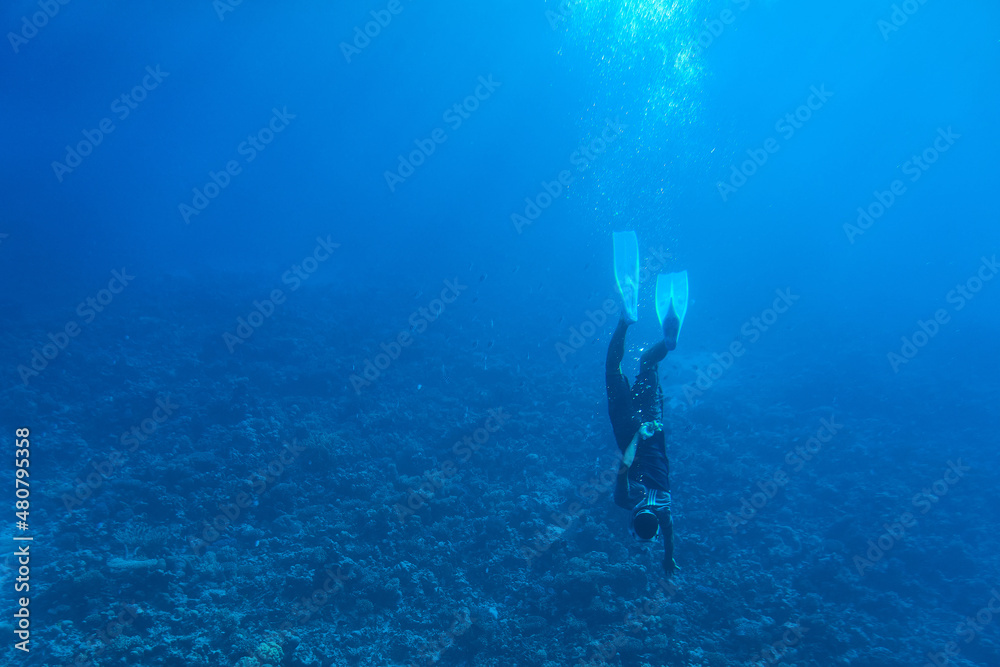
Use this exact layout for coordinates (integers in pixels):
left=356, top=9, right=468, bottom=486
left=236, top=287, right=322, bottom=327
left=633, top=341, right=667, bottom=422
left=606, top=315, right=628, bottom=373
left=638, top=340, right=668, bottom=374
left=607, top=316, right=637, bottom=451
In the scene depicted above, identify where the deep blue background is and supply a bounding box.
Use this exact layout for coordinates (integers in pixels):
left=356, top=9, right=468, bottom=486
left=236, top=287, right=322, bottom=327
left=1, top=1, right=998, bottom=660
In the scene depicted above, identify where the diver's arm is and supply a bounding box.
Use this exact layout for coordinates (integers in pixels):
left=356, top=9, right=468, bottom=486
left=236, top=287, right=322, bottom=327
left=622, top=430, right=639, bottom=467
left=614, top=431, right=640, bottom=509
left=659, top=508, right=678, bottom=578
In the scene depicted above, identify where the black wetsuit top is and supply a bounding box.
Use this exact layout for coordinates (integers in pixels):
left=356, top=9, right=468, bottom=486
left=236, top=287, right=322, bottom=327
left=630, top=430, right=670, bottom=490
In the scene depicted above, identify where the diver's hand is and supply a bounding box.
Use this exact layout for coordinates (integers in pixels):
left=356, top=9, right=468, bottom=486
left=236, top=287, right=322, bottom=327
left=639, top=421, right=662, bottom=439
left=663, top=557, right=680, bottom=578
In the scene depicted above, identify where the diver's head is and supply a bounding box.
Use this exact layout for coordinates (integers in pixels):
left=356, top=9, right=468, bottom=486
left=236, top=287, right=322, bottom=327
left=631, top=508, right=660, bottom=541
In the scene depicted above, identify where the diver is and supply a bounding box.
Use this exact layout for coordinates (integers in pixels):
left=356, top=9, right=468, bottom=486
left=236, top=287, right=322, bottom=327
left=607, top=231, right=688, bottom=578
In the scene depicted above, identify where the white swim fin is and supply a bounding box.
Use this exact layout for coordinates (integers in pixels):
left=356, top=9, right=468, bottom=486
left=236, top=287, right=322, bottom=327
left=613, top=231, right=639, bottom=323
left=656, top=270, right=688, bottom=348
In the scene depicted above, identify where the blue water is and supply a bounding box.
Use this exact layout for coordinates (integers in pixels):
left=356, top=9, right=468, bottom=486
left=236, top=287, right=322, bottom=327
left=2, top=0, right=998, bottom=665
